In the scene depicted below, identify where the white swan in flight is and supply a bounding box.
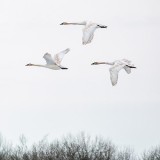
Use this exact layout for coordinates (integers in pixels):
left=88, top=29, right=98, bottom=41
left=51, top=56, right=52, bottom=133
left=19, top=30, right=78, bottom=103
left=60, top=21, right=107, bottom=45
left=91, top=59, right=136, bottom=86
left=26, top=48, right=70, bottom=70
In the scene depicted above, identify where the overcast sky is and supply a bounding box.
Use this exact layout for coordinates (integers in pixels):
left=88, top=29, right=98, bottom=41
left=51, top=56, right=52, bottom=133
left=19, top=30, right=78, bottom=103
left=0, top=0, right=160, bottom=153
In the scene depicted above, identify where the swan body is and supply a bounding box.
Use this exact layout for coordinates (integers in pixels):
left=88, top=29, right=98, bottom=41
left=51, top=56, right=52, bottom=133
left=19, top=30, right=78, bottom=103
left=60, top=21, right=107, bottom=45
left=91, top=59, right=136, bottom=86
left=26, top=48, right=70, bottom=70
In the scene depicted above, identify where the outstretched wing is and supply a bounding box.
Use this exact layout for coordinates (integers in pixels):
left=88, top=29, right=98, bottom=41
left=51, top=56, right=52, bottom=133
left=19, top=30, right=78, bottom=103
left=124, top=66, right=131, bottom=74
left=53, top=48, right=70, bottom=65
left=82, top=23, right=97, bottom=45
left=109, top=64, right=125, bottom=86
left=43, top=53, right=56, bottom=65
left=122, top=59, right=131, bottom=64
left=122, top=59, right=135, bottom=73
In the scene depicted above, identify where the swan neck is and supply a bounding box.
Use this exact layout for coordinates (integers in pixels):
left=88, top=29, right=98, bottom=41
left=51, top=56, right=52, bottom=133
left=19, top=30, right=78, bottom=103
left=97, top=62, right=113, bottom=65
left=66, top=22, right=86, bottom=25
left=105, top=62, right=114, bottom=65
left=32, top=64, right=46, bottom=67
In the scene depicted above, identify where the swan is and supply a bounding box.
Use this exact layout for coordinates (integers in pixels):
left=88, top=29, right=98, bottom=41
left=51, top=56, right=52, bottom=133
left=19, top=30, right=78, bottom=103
left=26, top=48, right=70, bottom=70
left=91, top=59, right=136, bottom=86
left=60, top=21, right=107, bottom=45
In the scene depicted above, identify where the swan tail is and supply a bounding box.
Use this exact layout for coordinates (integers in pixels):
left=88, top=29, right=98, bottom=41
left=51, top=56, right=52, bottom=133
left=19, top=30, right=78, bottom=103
left=60, top=67, right=68, bottom=69
left=126, top=65, right=136, bottom=68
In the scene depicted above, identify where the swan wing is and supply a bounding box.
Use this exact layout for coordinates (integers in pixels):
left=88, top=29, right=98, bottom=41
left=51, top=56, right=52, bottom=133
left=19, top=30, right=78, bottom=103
left=43, top=53, right=56, bottom=65
left=122, top=59, right=131, bottom=64
left=122, top=59, right=135, bottom=69
left=124, top=66, right=131, bottom=74
left=53, top=48, right=70, bottom=65
left=109, top=64, right=125, bottom=86
left=82, top=24, right=97, bottom=45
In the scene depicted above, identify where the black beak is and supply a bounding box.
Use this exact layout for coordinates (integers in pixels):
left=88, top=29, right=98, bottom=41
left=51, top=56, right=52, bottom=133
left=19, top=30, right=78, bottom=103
left=26, top=63, right=32, bottom=66
left=60, top=22, right=67, bottom=25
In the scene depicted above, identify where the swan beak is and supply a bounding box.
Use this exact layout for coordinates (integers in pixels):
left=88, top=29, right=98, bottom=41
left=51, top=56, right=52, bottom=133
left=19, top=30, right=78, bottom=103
left=60, top=22, right=66, bottom=25
left=91, top=62, right=97, bottom=65
left=25, top=63, right=32, bottom=66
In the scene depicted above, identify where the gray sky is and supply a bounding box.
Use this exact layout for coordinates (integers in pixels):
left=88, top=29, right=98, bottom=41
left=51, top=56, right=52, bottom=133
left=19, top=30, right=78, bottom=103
left=0, top=0, right=160, bottom=153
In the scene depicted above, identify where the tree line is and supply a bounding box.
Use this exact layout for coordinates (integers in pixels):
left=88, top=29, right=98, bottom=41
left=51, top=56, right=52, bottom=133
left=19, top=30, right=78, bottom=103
left=0, top=133, right=159, bottom=160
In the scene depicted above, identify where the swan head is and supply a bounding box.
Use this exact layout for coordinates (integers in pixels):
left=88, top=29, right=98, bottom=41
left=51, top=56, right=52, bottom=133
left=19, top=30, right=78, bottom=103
left=25, top=63, right=33, bottom=66
left=91, top=62, right=99, bottom=65
left=60, top=22, right=68, bottom=25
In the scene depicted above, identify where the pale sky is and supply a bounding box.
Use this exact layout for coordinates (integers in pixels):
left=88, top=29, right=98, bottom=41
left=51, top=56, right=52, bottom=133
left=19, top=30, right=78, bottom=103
left=0, top=0, right=160, bottom=153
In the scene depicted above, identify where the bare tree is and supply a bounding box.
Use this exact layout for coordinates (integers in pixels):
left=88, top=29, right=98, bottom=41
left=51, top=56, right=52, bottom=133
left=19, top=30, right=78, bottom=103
left=0, top=132, right=160, bottom=160
left=116, top=148, right=138, bottom=160
left=142, top=146, right=160, bottom=160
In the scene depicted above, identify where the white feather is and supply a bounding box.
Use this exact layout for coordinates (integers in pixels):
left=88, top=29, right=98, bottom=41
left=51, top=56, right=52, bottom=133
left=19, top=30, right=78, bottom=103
left=92, top=59, right=136, bottom=86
